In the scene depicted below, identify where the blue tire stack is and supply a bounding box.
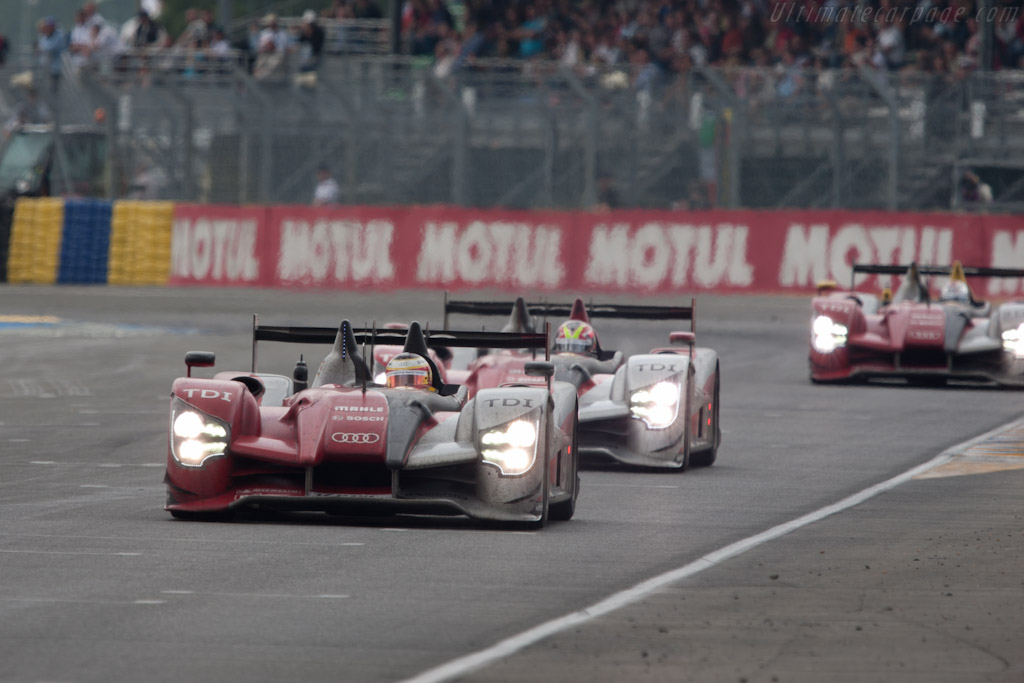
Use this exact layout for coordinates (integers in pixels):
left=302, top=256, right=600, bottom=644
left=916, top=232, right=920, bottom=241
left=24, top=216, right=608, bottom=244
left=58, top=199, right=112, bottom=284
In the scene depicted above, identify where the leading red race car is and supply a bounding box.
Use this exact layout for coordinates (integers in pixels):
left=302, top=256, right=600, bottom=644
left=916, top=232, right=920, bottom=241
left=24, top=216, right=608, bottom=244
left=164, top=318, right=580, bottom=527
left=809, top=261, right=1024, bottom=386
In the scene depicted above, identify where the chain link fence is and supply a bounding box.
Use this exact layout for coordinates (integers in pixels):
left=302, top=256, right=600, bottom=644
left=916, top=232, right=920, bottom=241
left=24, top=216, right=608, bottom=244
left=4, top=48, right=1024, bottom=212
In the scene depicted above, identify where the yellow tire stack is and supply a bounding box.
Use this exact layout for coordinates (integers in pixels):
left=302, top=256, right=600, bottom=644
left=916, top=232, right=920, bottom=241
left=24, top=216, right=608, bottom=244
left=6, top=198, right=64, bottom=284
left=108, top=200, right=174, bottom=285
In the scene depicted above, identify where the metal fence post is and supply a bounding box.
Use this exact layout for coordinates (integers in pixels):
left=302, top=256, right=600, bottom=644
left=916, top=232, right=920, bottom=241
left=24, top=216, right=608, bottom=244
left=859, top=66, right=900, bottom=210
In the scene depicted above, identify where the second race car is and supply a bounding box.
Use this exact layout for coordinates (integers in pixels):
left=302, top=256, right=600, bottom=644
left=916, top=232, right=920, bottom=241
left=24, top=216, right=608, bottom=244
left=445, top=296, right=722, bottom=469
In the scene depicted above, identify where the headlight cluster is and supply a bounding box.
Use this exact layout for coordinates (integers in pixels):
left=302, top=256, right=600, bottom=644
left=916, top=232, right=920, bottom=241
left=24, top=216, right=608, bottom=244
left=1002, top=323, right=1024, bottom=358
left=480, top=418, right=538, bottom=476
left=812, top=314, right=848, bottom=353
left=630, top=380, right=680, bottom=429
left=170, top=399, right=229, bottom=467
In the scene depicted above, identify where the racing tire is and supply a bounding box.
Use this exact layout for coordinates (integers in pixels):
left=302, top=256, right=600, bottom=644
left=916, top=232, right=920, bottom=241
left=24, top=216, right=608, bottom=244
left=690, top=368, right=719, bottom=468
left=524, top=450, right=550, bottom=530
left=549, top=411, right=579, bottom=522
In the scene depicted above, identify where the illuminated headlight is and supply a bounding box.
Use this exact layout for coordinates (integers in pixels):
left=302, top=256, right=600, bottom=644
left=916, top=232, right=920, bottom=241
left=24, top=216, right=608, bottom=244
left=630, top=380, right=680, bottom=429
left=170, top=399, right=229, bottom=468
left=479, top=418, right=539, bottom=475
left=812, top=315, right=848, bottom=353
left=1002, top=323, right=1024, bottom=358
left=374, top=372, right=387, bottom=385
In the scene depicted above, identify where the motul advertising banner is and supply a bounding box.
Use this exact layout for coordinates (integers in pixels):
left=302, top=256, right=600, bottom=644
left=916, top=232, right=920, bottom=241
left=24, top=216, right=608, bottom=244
left=169, top=205, right=1024, bottom=296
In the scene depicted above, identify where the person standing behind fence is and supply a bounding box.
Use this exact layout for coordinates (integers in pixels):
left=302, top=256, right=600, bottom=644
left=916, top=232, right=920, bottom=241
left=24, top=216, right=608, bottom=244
left=36, top=17, right=65, bottom=93
left=313, top=166, right=340, bottom=206
left=296, top=10, right=325, bottom=73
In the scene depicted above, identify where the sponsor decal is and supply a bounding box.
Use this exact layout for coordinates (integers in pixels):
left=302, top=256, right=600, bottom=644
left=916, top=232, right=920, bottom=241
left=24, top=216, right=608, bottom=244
left=634, top=363, right=679, bottom=373
left=179, top=389, right=232, bottom=402
left=584, top=222, right=754, bottom=290
left=483, top=397, right=534, bottom=408
left=171, top=216, right=260, bottom=283
left=779, top=224, right=953, bottom=289
left=331, top=432, right=381, bottom=444
left=988, top=230, right=1024, bottom=296
left=333, top=405, right=384, bottom=412
left=277, top=218, right=395, bottom=284
left=416, top=220, right=566, bottom=288
left=332, top=415, right=386, bottom=422
left=908, top=330, right=942, bottom=341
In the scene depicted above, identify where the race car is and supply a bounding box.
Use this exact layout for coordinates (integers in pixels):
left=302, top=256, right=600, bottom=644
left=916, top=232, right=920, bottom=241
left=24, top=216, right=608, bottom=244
left=164, top=318, right=580, bottom=527
left=809, top=261, right=1024, bottom=386
left=444, top=296, right=722, bottom=469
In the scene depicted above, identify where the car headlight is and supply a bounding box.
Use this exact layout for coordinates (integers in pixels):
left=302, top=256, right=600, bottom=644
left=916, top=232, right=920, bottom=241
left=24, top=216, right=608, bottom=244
left=170, top=398, right=229, bottom=468
left=1002, top=323, right=1024, bottom=358
left=479, top=418, right=539, bottom=476
left=630, top=380, right=680, bottom=429
left=812, top=314, right=848, bottom=353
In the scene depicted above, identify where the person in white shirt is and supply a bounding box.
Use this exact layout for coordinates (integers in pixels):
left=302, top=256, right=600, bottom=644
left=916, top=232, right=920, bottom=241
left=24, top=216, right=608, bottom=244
left=313, top=166, right=340, bottom=205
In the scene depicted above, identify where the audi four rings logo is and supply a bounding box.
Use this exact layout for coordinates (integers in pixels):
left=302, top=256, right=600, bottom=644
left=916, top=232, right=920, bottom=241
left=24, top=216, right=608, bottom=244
left=331, top=432, right=381, bottom=444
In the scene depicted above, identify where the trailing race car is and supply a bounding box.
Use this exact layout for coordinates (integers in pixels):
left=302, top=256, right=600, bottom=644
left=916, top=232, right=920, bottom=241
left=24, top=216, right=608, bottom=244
left=165, top=318, right=580, bottom=527
left=444, top=296, right=722, bottom=469
left=809, top=261, right=1024, bottom=386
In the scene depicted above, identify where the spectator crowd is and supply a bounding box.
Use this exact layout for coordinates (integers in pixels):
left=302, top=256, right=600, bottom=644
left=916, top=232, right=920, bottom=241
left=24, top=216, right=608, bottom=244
left=30, top=0, right=1024, bottom=88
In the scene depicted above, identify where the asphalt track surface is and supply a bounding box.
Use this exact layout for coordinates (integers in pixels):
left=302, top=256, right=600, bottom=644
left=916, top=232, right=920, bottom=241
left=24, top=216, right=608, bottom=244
left=1, top=286, right=1021, bottom=683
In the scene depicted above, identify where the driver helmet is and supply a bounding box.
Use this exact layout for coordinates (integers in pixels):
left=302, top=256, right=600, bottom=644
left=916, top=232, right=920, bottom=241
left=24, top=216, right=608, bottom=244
left=939, top=280, right=970, bottom=305
left=385, top=352, right=434, bottom=390
left=554, top=320, right=598, bottom=355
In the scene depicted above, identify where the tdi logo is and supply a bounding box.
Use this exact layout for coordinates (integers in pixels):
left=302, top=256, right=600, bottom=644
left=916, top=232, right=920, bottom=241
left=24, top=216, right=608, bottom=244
left=331, top=432, right=381, bottom=444
left=635, top=363, right=678, bottom=373
left=180, top=389, right=232, bottom=402
left=483, top=398, right=534, bottom=408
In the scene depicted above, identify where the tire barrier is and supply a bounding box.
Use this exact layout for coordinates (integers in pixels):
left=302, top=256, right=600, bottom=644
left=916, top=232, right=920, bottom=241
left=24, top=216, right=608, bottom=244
left=3, top=198, right=172, bottom=286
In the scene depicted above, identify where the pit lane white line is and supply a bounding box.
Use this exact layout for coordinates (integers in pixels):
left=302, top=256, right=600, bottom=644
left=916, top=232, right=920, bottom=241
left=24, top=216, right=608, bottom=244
left=400, top=416, right=1024, bottom=683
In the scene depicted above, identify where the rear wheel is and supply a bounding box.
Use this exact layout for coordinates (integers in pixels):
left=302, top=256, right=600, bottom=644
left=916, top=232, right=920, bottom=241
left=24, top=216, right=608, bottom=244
left=549, top=412, right=579, bottom=522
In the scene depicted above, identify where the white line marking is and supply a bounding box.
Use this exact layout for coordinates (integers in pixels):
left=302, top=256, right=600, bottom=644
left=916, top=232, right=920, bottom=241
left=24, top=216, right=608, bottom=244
left=0, top=533, right=366, bottom=548
left=134, top=600, right=166, bottom=605
left=80, top=484, right=109, bottom=488
left=30, top=461, right=56, bottom=465
left=0, top=550, right=142, bottom=556
left=587, top=484, right=680, bottom=489
left=399, top=417, right=1024, bottom=683
left=159, top=590, right=349, bottom=600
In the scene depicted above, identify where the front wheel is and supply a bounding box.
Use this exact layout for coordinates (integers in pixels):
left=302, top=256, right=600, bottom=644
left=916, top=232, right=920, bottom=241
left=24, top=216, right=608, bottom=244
left=549, top=412, right=579, bottom=522
left=691, top=367, right=719, bottom=468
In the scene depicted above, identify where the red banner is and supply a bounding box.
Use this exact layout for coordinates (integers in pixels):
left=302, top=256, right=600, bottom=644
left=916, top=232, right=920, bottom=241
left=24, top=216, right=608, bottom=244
left=169, top=204, right=1024, bottom=296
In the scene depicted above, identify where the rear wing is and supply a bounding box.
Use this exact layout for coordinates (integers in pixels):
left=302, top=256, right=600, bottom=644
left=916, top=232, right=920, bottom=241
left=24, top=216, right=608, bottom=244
left=851, top=263, right=1024, bottom=289
left=443, top=294, right=697, bottom=332
left=250, top=315, right=549, bottom=372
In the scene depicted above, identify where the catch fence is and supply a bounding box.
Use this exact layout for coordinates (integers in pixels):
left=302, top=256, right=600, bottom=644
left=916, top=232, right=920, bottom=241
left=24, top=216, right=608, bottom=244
left=3, top=46, right=1023, bottom=212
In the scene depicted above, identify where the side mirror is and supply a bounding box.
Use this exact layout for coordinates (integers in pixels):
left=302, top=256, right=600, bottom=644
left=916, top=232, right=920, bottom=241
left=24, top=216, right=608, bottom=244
left=669, top=332, right=695, bottom=347
left=524, top=361, right=555, bottom=378
left=185, top=351, right=215, bottom=377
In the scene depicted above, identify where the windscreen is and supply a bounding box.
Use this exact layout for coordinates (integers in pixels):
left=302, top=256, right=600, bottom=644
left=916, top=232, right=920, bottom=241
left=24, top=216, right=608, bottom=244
left=0, top=132, right=52, bottom=189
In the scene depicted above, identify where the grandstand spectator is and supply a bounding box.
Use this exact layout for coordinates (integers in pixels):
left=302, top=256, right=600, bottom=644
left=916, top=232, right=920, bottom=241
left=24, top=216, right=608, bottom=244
left=127, top=11, right=166, bottom=49
left=176, top=8, right=209, bottom=47
left=296, top=10, right=326, bottom=72
left=69, top=10, right=93, bottom=71
left=82, top=1, right=108, bottom=31
left=254, top=33, right=288, bottom=82
left=35, top=17, right=65, bottom=92
left=313, top=166, right=340, bottom=205
left=958, top=170, right=993, bottom=207
left=260, top=14, right=290, bottom=53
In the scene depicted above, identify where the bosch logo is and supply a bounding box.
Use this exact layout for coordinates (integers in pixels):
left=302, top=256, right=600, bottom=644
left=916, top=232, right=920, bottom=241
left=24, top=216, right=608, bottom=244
left=331, top=432, right=381, bottom=444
